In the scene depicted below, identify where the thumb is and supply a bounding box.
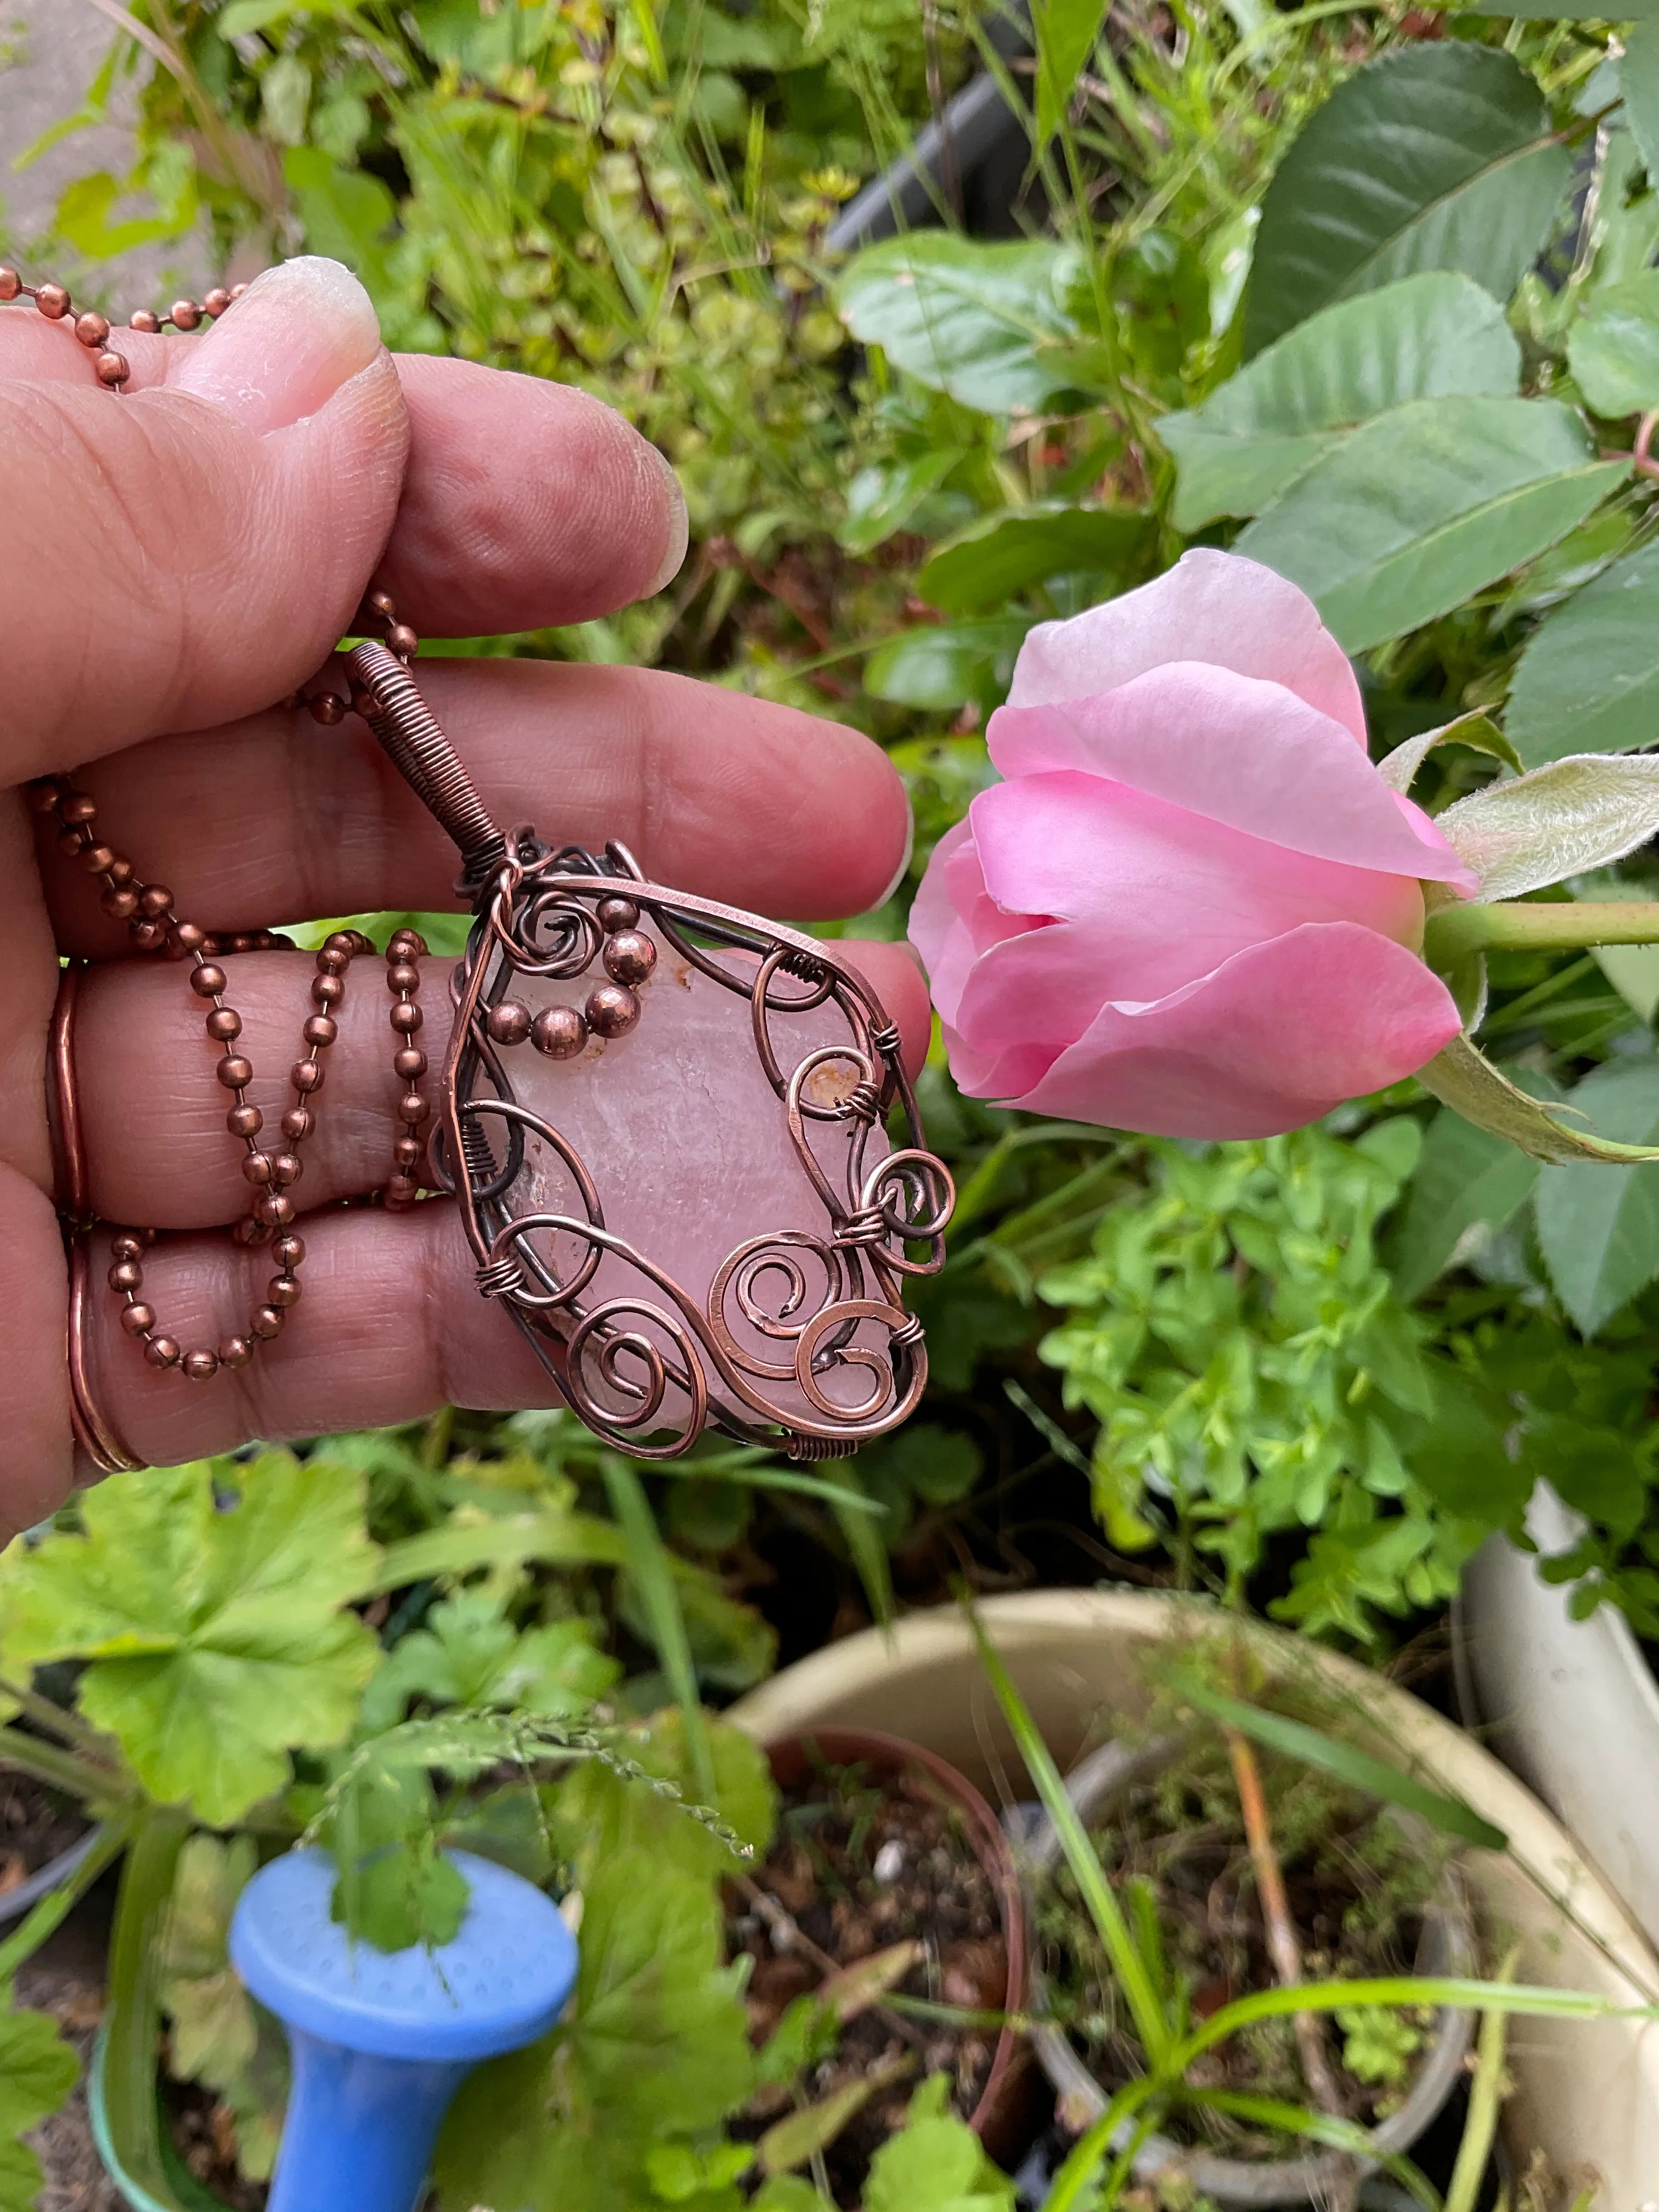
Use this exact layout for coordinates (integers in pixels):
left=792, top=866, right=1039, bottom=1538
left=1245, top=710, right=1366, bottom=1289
left=1, top=256, right=409, bottom=774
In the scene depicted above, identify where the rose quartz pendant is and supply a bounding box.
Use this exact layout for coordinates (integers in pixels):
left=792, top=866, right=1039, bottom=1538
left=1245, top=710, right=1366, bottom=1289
left=349, top=641, right=952, bottom=1460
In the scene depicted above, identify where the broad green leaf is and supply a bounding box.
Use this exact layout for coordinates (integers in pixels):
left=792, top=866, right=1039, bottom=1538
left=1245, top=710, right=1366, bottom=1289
left=1418, top=1034, right=1659, bottom=1165
left=0, top=1454, right=381, bottom=1825
left=1234, top=397, right=1626, bottom=654
left=1032, top=0, right=1110, bottom=149
left=1625, top=20, right=1659, bottom=187
left=837, top=236, right=1083, bottom=416
left=918, top=504, right=1148, bottom=614
left=156, top=1833, right=285, bottom=2180
left=1536, top=1058, right=1659, bottom=1333
left=1568, top=273, right=1659, bottom=419
left=360, top=1590, right=618, bottom=1733
left=1435, top=753, right=1659, bottom=901
left=1172, top=1678, right=1507, bottom=1850
left=862, top=2075, right=1017, bottom=2212
left=0, top=1990, right=77, bottom=2212
left=1163, top=273, right=1519, bottom=528
left=1508, top=538, right=1659, bottom=766
left=865, top=617, right=1029, bottom=710
left=1244, top=46, right=1570, bottom=358
left=840, top=451, right=967, bottom=557
left=1387, top=1107, right=1543, bottom=1302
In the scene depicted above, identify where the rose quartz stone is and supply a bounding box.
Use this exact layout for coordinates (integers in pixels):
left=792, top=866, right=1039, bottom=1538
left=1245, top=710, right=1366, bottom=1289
left=502, top=937, right=893, bottom=1436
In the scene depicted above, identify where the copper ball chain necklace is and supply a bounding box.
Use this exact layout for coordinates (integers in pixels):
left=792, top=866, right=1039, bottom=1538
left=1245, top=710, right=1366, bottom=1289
left=13, top=262, right=953, bottom=1478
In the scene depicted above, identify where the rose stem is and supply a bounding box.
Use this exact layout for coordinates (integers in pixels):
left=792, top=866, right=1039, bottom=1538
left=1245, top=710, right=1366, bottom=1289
left=1425, top=898, right=1659, bottom=969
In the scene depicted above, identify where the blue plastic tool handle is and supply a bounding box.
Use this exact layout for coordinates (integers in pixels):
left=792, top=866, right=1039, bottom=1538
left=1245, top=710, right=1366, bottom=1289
left=230, top=1847, right=578, bottom=2212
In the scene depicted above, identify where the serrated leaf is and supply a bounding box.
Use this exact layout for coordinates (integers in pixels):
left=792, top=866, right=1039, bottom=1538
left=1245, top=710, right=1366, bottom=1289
left=1234, top=397, right=1626, bottom=654
left=918, top=504, right=1148, bottom=613
left=1163, top=273, right=1519, bottom=528
left=1575, top=874, right=1659, bottom=1022
left=1568, top=272, right=1659, bottom=419
left=0, top=1454, right=381, bottom=1825
left=1243, top=46, right=1571, bottom=358
left=1435, top=753, right=1659, bottom=900
left=360, top=1589, right=617, bottom=1733
left=1419, top=1034, right=1659, bottom=1165
left=1508, top=538, right=1659, bottom=767
left=1376, top=711, right=1521, bottom=795
left=862, top=2074, right=1016, bottom=2212
left=836, top=236, right=1083, bottom=416
left=1387, top=1105, right=1544, bottom=1301
left=1536, top=1058, right=1659, bottom=1333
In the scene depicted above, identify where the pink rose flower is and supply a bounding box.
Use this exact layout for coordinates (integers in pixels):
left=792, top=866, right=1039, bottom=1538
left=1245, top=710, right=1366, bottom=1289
left=909, top=550, right=1476, bottom=1139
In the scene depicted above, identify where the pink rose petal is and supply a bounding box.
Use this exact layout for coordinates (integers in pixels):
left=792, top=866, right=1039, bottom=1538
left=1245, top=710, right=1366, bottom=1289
left=964, top=772, right=1427, bottom=1006
left=988, top=664, right=1476, bottom=893
left=1003, top=922, right=1463, bottom=1138
left=1008, top=549, right=1367, bottom=744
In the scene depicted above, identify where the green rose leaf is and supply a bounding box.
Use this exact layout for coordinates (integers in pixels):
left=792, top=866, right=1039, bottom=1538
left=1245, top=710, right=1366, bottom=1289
left=1386, top=1104, right=1545, bottom=1302
left=918, top=504, right=1148, bottom=614
left=1435, top=753, right=1659, bottom=901
left=1568, top=272, right=1659, bottom=419
left=1163, top=272, right=1519, bottom=528
left=1376, top=711, right=1521, bottom=796
left=1624, top=21, right=1659, bottom=187
left=0, top=1453, right=381, bottom=1825
left=1234, top=396, right=1626, bottom=654
left=1417, top=1035, right=1659, bottom=1167
left=865, top=617, right=1030, bottom=711
left=1536, top=1059, right=1659, bottom=1334
left=1508, top=539, right=1659, bottom=767
left=1244, top=46, right=1570, bottom=358
left=836, top=236, right=1082, bottom=416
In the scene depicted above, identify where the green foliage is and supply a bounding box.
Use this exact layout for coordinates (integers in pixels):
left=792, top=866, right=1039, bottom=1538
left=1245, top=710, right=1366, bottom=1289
left=861, top=2075, right=1016, bottom=2212
left=837, top=237, right=1086, bottom=417
left=1508, top=539, right=1659, bottom=765
left=1160, top=272, right=1520, bottom=529
left=1233, top=396, right=1627, bottom=655
left=1534, top=1057, right=1659, bottom=1332
left=1242, top=45, right=1569, bottom=357
left=1037, top=1124, right=1506, bottom=1638
left=156, top=1834, right=287, bottom=2179
left=0, top=1989, right=78, bottom=2212
left=360, top=1587, right=619, bottom=1731
left=0, top=1453, right=381, bottom=1824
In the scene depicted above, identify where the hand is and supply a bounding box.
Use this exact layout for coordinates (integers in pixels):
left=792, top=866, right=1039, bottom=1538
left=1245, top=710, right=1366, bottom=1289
left=1, top=256, right=926, bottom=1530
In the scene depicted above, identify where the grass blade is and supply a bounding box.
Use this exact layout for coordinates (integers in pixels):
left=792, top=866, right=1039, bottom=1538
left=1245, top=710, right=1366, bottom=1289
left=1172, top=1677, right=1508, bottom=1852
left=1444, top=1952, right=1516, bottom=2212
left=602, top=1456, right=716, bottom=1803
left=966, top=1604, right=1171, bottom=2067
left=1190, top=2091, right=1442, bottom=2208
left=1043, top=2075, right=1164, bottom=2212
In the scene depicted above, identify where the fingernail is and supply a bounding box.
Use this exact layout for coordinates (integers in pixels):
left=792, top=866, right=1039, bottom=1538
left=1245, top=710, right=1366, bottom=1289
left=645, top=445, right=689, bottom=596
left=170, top=257, right=383, bottom=435
left=876, top=789, right=917, bottom=909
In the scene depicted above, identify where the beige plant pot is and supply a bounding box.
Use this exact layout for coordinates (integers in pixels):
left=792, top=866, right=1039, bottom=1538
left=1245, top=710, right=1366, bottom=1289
left=730, top=1590, right=1659, bottom=2204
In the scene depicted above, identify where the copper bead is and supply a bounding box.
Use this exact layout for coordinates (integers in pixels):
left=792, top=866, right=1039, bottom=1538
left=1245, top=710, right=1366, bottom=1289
left=218, top=1336, right=252, bottom=1370
left=184, top=1350, right=219, bottom=1381
left=597, top=896, right=640, bottom=933
left=486, top=1000, right=531, bottom=1047
left=602, top=929, right=657, bottom=987
left=585, top=982, right=640, bottom=1039
left=216, top=1054, right=254, bottom=1091
left=532, top=1004, right=587, bottom=1059
left=145, top=1336, right=181, bottom=1369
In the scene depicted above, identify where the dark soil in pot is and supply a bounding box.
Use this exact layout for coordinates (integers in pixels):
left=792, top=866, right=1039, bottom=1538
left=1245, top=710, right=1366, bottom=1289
left=161, top=2079, right=269, bottom=2212
left=0, top=1769, right=94, bottom=1906
left=726, top=1729, right=1032, bottom=2205
left=1034, top=1734, right=1469, bottom=2171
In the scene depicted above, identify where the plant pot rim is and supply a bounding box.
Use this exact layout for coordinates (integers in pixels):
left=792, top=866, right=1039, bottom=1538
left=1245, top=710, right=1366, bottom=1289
left=0, top=1818, right=108, bottom=1927
left=1022, top=1733, right=1476, bottom=2207
left=757, top=1723, right=1028, bottom=2149
left=89, top=2022, right=234, bottom=2212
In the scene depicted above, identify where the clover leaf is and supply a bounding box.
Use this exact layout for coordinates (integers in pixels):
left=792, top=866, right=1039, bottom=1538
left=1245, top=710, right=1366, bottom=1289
left=0, top=1452, right=381, bottom=1825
